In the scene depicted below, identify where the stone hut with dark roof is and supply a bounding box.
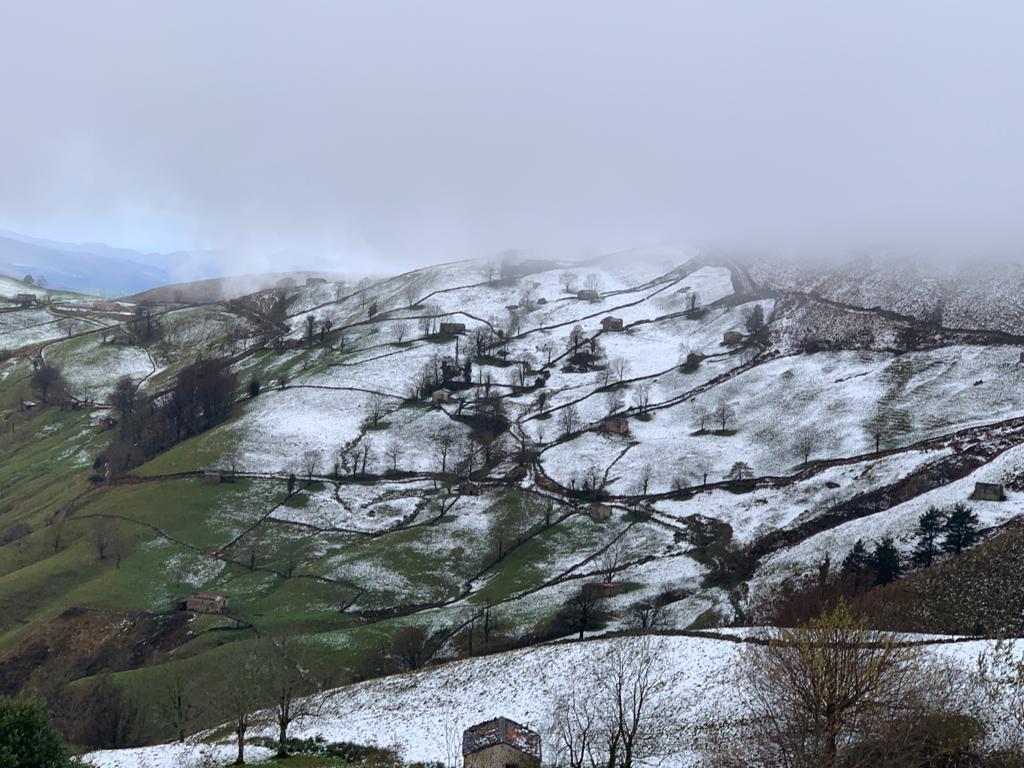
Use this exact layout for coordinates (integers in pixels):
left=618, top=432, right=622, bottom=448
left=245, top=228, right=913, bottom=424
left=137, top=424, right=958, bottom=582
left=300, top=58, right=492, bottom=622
left=463, top=717, right=541, bottom=768
left=181, top=591, right=228, bottom=614
left=601, top=316, right=624, bottom=332
left=972, top=482, right=1006, bottom=501
left=602, top=416, right=630, bottom=435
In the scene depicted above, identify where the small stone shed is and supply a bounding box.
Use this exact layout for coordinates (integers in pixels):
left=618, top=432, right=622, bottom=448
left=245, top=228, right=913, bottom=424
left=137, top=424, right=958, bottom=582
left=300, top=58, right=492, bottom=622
left=722, top=330, right=744, bottom=345
left=576, top=289, right=600, bottom=301
left=181, top=592, right=228, bottom=614
left=463, top=717, right=541, bottom=768
left=588, top=502, right=613, bottom=522
left=971, top=482, right=1006, bottom=501
left=432, top=388, right=454, bottom=405
left=601, top=316, right=624, bottom=332
left=602, top=416, right=630, bottom=435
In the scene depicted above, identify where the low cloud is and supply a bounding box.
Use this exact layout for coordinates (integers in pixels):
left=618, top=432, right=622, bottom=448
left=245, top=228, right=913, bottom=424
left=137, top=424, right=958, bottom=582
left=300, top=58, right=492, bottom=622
left=1, top=1, right=1023, bottom=271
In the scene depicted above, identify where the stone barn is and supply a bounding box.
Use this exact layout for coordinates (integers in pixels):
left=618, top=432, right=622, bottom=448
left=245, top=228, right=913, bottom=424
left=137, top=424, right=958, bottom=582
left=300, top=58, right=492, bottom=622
left=600, top=316, right=624, bottom=332
left=602, top=416, right=629, bottom=435
left=576, top=289, right=600, bottom=301
left=588, top=502, right=613, bottom=522
left=722, top=330, right=744, bottom=345
left=971, top=482, right=1006, bottom=501
left=440, top=321, right=467, bottom=334
left=181, top=592, right=228, bottom=614
left=463, top=717, right=541, bottom=768
left=432, top=388, right=454, bottom=405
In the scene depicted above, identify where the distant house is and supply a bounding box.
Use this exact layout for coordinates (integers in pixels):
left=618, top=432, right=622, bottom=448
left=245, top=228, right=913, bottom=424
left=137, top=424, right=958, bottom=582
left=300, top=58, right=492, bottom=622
left=432, top=388, right=454, bottom=405
left=463, top=717, right=541, bottom=768
left=723, top=330, right=745, bottom=346
left=601, top=316, right=624, bottom=332
left=91, top=300, right=122, bottom=313
left=20, top=400, right=38, bottom=411
left=576, top=289, right=600, bottom=302
left=972, top=482, right=1006, bottom=501
left=203, top=469, right=222, bottom=485
left=588, top=502, right=613, bottom=522
left=440, top=321, right=467, bottom=334
left=14, top=293, right=37, bottom=306
left=181, top=592, right=228, bottom=614
left=305, top=276, right=327, bottom=286
left=602, top=416, right=629, bottom=435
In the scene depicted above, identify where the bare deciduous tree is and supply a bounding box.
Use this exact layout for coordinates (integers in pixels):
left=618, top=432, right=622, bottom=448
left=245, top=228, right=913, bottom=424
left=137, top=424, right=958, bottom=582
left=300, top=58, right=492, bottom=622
left=366, top=392, right=387, bottom=426
left=693, top=403, right=711, bottom=432
left=712, top=400, right=736, bottom=431
left=301, top=449, right=320, bottom=479
left=435, top=426, right=457, bottom=474
left=632, top=381, right=653, bottom=414
left=548, top=636, right=680, bottom=768
left=219, top=657, right=265, bottom=766
left=558, top=403, right=582, bottom=435
left=94, top=518, right=114, bottom=561
left=384, top=438, right=403, bottom=472
left=266, top=638, right=331, bottom=758
left=597, top=537, right=627, bottom=582
left=693, top=451, right=713, bottom=486
left=706, top=602, right=958, bottom=768
left=609, top=356, right=631, bottom=384
left=792, top=426, right=819, bottom=466
left=604, top=388, right=625, bottom=416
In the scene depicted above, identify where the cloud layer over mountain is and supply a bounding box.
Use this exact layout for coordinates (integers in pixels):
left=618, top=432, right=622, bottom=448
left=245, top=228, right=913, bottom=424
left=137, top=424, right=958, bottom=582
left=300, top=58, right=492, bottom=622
left=2, top=1, right=1023, bottom=270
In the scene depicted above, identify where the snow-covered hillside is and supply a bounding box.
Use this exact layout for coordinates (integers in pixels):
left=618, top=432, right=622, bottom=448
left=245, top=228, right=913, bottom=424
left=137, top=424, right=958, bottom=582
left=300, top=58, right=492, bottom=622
left=9, top=249, right=1024, bottom=767
left=85, top=632, right=1003, bottom=768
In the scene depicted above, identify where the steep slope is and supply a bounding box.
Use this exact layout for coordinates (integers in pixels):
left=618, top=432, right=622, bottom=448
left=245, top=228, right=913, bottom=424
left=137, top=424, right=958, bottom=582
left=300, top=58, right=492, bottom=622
left=3, top=250, right=1024, bottom=756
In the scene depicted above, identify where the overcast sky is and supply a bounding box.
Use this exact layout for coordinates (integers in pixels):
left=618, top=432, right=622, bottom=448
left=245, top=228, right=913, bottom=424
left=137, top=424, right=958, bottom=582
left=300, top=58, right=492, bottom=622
left=1, top=1, right=1023, bottom=271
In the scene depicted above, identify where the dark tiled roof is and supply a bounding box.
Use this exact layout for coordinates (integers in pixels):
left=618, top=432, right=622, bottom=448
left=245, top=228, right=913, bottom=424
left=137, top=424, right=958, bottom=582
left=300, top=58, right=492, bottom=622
left=462, top=717, right=541, bottom=759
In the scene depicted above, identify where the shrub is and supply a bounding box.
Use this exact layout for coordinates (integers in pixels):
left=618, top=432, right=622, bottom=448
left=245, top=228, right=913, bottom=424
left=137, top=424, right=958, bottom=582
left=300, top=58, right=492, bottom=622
left=0, top=696, right=70, bottom=768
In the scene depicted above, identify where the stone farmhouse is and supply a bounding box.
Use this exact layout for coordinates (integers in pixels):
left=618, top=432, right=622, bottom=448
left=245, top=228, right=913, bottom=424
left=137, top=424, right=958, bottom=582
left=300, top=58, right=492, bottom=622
left=463, top=717, right=541, bottom=768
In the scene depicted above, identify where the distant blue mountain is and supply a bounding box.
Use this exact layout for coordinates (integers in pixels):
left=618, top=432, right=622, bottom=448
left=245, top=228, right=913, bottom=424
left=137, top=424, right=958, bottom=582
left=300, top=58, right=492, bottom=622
left=0, top=231, right=220, bottom=297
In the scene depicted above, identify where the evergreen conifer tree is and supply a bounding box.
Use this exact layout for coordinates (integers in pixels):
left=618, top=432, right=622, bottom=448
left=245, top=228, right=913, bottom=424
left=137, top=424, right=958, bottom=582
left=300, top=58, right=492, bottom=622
left=911, top=506, right=945, bottom=567
left=942, top=502, right=980, bottom=555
